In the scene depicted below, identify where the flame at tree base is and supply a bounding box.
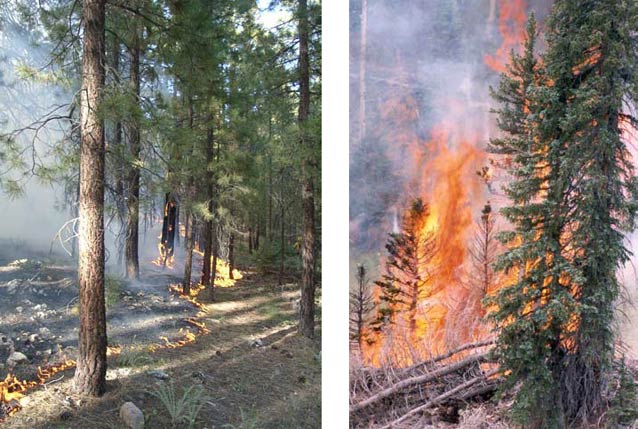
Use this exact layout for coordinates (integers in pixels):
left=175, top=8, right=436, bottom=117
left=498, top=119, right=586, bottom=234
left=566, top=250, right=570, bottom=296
left=362, top=125, right=493, bottom=368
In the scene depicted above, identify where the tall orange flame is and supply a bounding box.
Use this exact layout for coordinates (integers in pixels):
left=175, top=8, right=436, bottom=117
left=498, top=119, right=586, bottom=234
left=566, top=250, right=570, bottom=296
left=484, top=0, right=528, bottom=73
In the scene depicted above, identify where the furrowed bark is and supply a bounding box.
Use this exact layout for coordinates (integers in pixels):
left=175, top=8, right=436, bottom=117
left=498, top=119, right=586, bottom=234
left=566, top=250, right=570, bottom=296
left=297, top=0, right=316, bottom=339
left=74, top=0, right=107, bottom=397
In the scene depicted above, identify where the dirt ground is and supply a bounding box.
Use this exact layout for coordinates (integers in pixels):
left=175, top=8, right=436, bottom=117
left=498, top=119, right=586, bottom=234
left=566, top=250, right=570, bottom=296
left=1, top=243, right=321, bottom=429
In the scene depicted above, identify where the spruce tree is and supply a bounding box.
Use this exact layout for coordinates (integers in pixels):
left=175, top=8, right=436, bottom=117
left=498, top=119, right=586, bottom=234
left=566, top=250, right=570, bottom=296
left=490, top=4, right=638, bottom=426
left=489, top=14, right=576, bottom=427
left=542, top=0, right=638, bottom=422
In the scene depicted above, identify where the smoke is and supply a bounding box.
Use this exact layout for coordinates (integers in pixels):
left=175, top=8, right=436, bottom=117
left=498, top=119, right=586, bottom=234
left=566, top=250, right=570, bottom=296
left=0, top=7, right=72, bottom=252
left=351, top=0, right=638, bottom=359
left=349, top=0, right=551, bottom=256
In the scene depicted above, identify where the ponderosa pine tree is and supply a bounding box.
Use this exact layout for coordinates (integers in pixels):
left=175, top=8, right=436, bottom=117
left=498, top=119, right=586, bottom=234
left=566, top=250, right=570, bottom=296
left=74, top=0, right=107, bottom=396
left=298, top=0, right=317, bottom=339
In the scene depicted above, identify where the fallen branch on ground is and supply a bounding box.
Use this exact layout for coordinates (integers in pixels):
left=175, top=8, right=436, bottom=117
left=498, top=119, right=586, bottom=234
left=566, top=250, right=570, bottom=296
left=351, top=351, right=494, bottom=413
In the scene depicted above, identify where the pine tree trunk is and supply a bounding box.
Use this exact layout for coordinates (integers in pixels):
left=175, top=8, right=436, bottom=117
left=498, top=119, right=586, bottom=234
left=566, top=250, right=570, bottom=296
left=279, top=190, right=285, bottom=285
left=254, top=223, right=260, bottom=250
left=298, top=0, right=316, bottom=338
left=183, top=211, right=193, bottom=295
left=248, top=226, right=253, bottom=254
left=125, top=24, right=141, bottom=280
left=268, top=158, right=273, bottom=241
left=74, top=0, right=107, bottom=397
left=201, top=126, right=215, bottom=286
left=209, top=223, right=218, bottom=300
left=228, top=232, right=235, bottom=280
left=183, top=208, right=190, bottom=251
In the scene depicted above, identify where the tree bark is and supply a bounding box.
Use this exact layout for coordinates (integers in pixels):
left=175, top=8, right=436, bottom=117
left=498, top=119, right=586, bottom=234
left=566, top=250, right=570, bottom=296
left=298, top=0, right=316, bottom=339
left=228, top=232, right=235, bottom=280
left=182, top=211, right=193, bottom=295
left=125, top=23, right=141, bottom=280
left=201, top=126, right=215, bottom=286
left=74, top=0, right=107, bottom=397
left=279, top=178, right=285, bottom=285
left=182, top=98, right=195, bottom=294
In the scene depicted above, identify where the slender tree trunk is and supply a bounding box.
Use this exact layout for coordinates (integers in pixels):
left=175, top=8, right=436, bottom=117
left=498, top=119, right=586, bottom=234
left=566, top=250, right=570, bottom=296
left=74, top=0, right=107, bottom=396
left=279, top=194, right=285, bottom=285
left=201, top=126, right=215, bottom=286
left=248, top=226, right=253, bottom=254
left=268, top=158, right=273, bottom=241
left=183, top=208, right=190, bottom=251
left=255, top=223, right=260, bottom=251
left=125, top=24, right=141, bottom=280
left=227, top=232, right=234, bottom=280
left=210, top=223, right=218, bottom=299
left=298, top=0, right=316, bottom=338
left=182, top=212, right=193, bottom=295
left=182, top=98, right=195, bottom=294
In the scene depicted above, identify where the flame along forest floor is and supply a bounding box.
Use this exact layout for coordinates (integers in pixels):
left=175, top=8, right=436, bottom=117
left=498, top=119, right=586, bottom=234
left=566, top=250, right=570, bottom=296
left=1, top=244, right=321, bottom=429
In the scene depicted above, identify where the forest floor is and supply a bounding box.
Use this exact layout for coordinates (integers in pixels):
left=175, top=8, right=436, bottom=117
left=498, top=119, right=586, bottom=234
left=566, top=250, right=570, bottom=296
left=1, top=241, right=321, bottom=428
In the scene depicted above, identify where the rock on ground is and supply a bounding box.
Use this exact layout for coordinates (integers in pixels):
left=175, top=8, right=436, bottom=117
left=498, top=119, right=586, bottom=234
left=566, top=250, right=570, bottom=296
left=119, top=402, right=144, bottom=429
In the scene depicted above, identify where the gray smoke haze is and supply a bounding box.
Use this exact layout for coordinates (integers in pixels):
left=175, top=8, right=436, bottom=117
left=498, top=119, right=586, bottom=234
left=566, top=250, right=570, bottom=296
left=0, top=7, right=72, bottom=252
left=350, top=0, right=553, bottom=259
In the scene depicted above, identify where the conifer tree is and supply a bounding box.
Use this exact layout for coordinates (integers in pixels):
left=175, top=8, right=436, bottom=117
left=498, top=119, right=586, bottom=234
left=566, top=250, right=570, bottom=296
left=350, top=264, right=373, bottom=350
left=488, top=14, right=575, bottom=427
left=373, top=198, right=436, bottom=335
left=490, top=5, right=638, bottom=426
left=541, top=0, right=638, bottom=422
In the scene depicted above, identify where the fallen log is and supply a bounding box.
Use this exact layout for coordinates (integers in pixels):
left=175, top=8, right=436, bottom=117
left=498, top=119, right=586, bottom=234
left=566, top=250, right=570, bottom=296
left=350, top=351, right=494, bottom=413
left=381, top=368, right=501, bottom=429
left=400, top=340, right=495, bottom=375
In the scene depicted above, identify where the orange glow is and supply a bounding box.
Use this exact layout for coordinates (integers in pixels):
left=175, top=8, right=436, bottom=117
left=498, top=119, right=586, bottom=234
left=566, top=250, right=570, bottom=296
left=0, top=359, right=76, bottom=418
left=362, top=123, right=488, bottom=366
left=484, top=0, right=528, bottom=73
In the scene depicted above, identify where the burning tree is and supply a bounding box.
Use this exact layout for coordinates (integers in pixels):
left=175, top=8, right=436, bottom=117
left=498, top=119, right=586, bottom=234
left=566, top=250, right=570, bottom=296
left=372, top=198, right=436, bottom=338
left=469, top=202, right=498, bottom=298
left=489, top=4, right=638, bottom=427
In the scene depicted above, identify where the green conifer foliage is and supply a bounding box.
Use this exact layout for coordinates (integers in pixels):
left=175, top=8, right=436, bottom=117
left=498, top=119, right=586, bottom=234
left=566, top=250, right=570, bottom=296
left=490, top=4, right=638, bottom=426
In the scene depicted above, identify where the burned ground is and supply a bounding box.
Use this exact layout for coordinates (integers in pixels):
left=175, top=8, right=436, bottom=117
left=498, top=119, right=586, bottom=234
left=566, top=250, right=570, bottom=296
left=0, top=242, right=321, bottom=428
